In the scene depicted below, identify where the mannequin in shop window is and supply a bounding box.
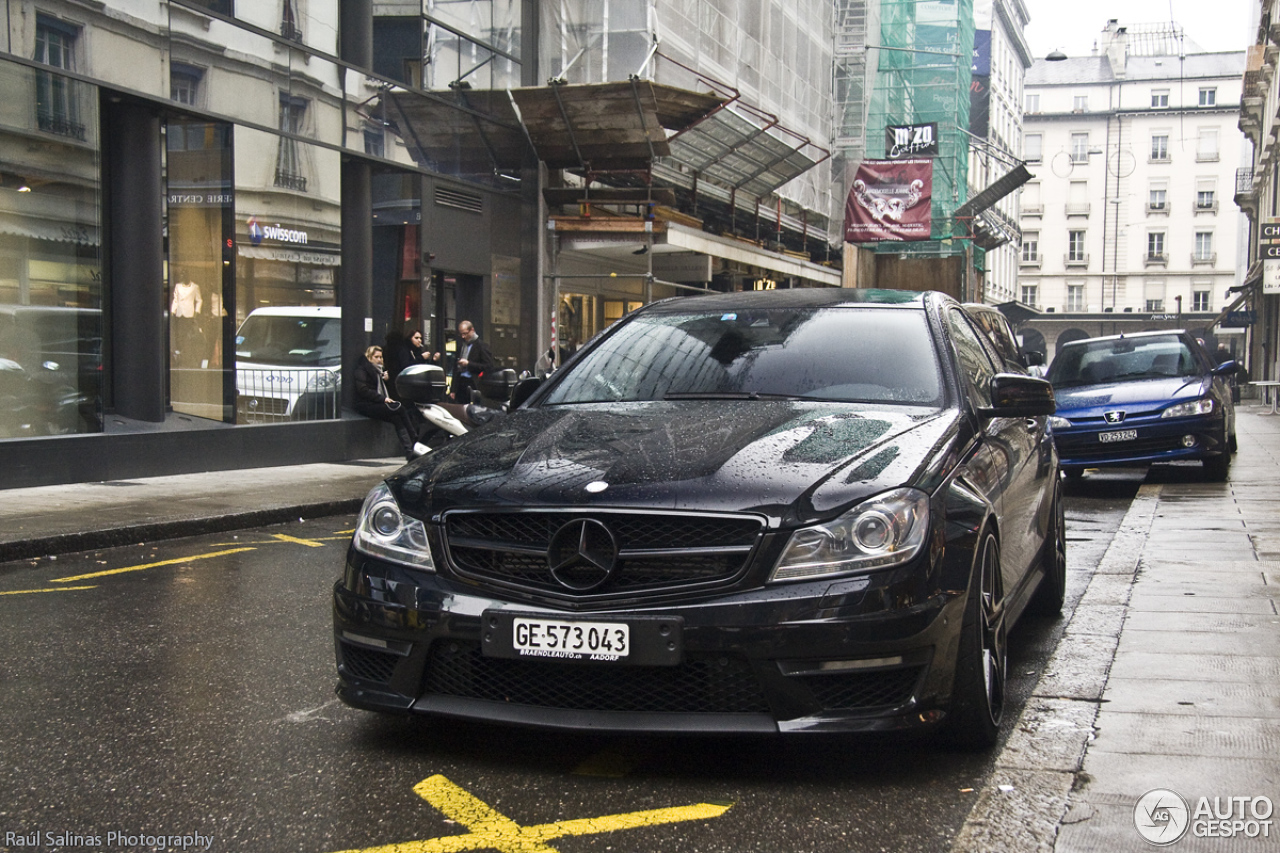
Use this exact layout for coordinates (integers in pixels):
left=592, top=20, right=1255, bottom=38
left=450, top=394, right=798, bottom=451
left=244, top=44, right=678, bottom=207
left=170, top=275, right=203, bottom=368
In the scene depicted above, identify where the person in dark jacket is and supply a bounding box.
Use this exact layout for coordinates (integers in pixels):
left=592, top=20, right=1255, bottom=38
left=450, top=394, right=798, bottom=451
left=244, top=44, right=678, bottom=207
left=353, top=345, right=428, bottom=460
left=447, top=320, right=495, bottom=402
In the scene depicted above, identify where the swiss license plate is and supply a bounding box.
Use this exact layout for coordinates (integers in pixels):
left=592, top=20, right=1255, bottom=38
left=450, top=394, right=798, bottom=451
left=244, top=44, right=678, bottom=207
left=482, top=611, right=683, bottom=665
left=1098, top=429, right=1138, bottom=443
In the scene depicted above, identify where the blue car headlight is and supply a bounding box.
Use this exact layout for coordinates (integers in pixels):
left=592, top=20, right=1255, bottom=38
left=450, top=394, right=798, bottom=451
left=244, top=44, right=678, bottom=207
left=1161, top=399, right=1213, bottom=419
left=1049, top=416, right=1072, bottom=429
left=770, top=488, right=929, bottom=582
left=352, top=482, right=434, bottom=569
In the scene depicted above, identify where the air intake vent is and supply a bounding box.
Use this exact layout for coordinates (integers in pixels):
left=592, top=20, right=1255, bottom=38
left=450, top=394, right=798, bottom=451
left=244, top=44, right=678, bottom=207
left=435, top=187, right=484, bottom=213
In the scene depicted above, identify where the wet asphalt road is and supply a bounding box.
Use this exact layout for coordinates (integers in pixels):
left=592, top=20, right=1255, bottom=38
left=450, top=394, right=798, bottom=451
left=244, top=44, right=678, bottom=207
left=0, top=470, right=1144, bottom=853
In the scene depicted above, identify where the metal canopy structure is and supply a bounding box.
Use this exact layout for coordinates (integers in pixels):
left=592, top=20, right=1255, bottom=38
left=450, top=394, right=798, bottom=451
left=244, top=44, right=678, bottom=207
left=664, top=101, right=830, bottom=199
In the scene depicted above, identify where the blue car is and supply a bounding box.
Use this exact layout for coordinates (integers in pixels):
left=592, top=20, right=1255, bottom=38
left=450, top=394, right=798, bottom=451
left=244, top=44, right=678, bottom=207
left=1046, top=330, right=1237, bottom=480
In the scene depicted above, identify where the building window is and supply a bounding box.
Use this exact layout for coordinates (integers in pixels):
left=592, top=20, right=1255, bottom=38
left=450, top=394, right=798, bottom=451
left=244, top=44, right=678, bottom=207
left=282, top=0, right=303, bottom=41
left=1021, top=233, right=1039, bottom=262
left=170, top=63, right=203, bottom=106
left=1067, top=230, right=1087, bottom=263
left=1197, top=188, right=1216, bottom=210
left=1148, top=187, right=1167, bottom=211
left=34, top=15, right=84, bottom=139
left=1145, top=280, right=1166, bottom=312
left=363, top=122, right=385, bottom=158
left=1194, top=231, right=1214, bottom=263
left=1151, top=134, right=1169, bottom=161
left=1073, top=95, right=1088, bottom=112
left=1197, top=128, right=1219, bottom=161
left=275, top=94, right=308, bottom=191
left=1193, top=290, right=1211, bottom=311
left=1199, top=87, right=1216, bottom=107
left=1070, top=133, right=1089, bottom=163
left=1066, top=284, right=1086, bottom=311
left=1020, top=284, right=1038, bottom=308
left=1147, top=232, right=1166, bottom=262
left=1024, top=133, right=1042, bottom=163
left=1151, top=90, right=1169, bottom=108
left=1026, top=93, right=1040, bottom=113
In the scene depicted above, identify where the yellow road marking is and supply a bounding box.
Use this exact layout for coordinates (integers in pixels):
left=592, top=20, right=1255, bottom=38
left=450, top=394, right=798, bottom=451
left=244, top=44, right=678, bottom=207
left=270, top=533, right=327, bottom=548
left=0, top=585, right=97, bottom=595
left=329, top=774, right=731, bottom=853
left=50, top=547, right=257, bottom=583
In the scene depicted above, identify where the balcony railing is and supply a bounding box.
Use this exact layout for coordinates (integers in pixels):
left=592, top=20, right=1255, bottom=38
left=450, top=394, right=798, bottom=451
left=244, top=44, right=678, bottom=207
left=1145, top=252, right=1168, bottom=266
left=1019, top=256, right=1042, bottom=268
left=1191, top=252, right=1217, bottom=266
left=1064, top=253, right=1089, bottom=267
left=273, top=170, right=308, bottom=192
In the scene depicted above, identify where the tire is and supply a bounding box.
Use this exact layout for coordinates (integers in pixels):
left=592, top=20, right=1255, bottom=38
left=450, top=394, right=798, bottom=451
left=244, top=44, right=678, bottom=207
left=1203, top=451, right=1229, bottom=482
left=1063, top=467, right=1083, bottom=480
left=1028, top=481, right=1066, bottom=617
left=942, top=531, right=1007, bottom=751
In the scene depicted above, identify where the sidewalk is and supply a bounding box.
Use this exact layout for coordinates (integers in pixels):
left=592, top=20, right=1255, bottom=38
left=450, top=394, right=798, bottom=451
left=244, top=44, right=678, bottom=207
left=954, top=403, right=1280, bottom=852
left=0, top=456, right=404, bottom=565
left=0, top=409, right=1276, bottom=851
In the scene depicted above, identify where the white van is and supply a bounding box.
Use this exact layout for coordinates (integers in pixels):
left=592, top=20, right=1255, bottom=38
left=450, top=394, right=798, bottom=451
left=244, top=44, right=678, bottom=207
left=234, top=306, right=342, bottom=423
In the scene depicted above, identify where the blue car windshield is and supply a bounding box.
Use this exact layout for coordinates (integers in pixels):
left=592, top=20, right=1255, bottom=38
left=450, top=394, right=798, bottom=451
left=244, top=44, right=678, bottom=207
left=542, top=307, right=943, bottom=406
left=1048, top=335, right=1199, bottom=387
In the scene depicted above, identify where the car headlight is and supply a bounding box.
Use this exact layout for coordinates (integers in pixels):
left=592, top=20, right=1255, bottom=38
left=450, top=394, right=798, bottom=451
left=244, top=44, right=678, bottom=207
left=770, top=487, right=929, bottom=582
left=1049, top=416, right=1072, bottom=429
left=1161, top=399, right=1213, bottom=418
left=352, top=482, right=434, bottom=569
left=306, top=370, right=339, bottom=392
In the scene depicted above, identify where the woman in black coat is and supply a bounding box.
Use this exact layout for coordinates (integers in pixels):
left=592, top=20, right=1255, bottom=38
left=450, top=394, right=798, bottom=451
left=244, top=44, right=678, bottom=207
left=353, top=345, right=428, bottom=460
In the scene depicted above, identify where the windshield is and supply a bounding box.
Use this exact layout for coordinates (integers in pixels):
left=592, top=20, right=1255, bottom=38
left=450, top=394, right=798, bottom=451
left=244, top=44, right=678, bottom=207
left=542, top=306, right=943, bottom=406
left=1048, top=335, right=1199, bottom=388
left=235, top=315, right=342, bottom=367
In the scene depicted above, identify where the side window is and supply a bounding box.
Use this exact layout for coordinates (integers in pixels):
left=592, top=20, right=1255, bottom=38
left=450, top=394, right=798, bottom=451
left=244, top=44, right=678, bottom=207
left=947, top=310, right=998, bottom=407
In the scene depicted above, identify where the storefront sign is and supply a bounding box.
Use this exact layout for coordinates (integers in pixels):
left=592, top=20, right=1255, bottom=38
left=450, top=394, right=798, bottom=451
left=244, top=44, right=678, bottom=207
left=1221, top=310, right=1257, bottom=327
left=885, top=123, right=939, bottom=159
left=1265, top=259, right=1280, bottom=294
left=168, top=192, right=234, bottom=207
left=247, top=216, right=309, bottom=246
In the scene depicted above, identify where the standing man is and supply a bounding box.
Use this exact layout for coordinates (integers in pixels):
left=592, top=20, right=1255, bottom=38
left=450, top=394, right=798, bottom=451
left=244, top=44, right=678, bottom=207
left=448, top=320, right=495, bottom=403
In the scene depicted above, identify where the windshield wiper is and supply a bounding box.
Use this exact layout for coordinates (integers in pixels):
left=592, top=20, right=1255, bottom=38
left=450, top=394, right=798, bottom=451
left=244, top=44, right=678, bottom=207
left=663, top=391, right=760, bottom=400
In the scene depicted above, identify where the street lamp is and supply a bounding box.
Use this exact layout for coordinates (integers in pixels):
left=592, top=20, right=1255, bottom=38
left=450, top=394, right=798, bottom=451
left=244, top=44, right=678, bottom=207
left=1046, top=49, right=1068, bottom=62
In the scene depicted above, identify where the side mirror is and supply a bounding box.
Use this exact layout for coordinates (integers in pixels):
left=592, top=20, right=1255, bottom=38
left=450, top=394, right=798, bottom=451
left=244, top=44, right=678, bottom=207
left=1021, top=350, right=1045, bottom=367
left=983, top=373, right=1056, bottom=417
left=1212, top=360, right=1238, bottom=376
left=509, top=377, right=542, bottom=410
left=395, top=364, right=447, bottom=404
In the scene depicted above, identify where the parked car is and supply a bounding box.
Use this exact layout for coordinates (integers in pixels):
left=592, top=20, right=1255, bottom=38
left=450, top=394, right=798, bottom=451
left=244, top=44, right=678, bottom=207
left=962, top=303, right=1046, bottom=376
left=233, top=306, right=341, bottom=423
left=1046, top=330, right=1237, bottom=480
left=334, top=289, right=1064, bottom=749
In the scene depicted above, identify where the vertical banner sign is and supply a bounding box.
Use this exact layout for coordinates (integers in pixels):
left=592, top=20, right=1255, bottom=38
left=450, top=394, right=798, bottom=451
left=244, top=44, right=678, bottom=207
left=844, top=159, right=933, bottom=242
left=1263, top=220, right=1280, bottom=294
left=970, top=29, right=991, bottom=138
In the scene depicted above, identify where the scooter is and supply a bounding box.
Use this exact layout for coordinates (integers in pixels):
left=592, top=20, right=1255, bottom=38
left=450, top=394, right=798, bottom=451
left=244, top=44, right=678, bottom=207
left=395, top=364, right=521, bottom=448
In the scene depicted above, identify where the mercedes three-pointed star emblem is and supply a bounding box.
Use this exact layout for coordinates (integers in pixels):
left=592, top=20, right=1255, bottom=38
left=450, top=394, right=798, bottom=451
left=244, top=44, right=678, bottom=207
left=546, top=519, right=620, bottom=591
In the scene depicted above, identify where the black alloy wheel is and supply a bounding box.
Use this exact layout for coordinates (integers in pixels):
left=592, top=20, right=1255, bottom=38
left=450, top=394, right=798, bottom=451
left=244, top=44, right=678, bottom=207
left=943, top=531, right=1007, bottom=751
left=1028, top=481, right=1067, bottom=617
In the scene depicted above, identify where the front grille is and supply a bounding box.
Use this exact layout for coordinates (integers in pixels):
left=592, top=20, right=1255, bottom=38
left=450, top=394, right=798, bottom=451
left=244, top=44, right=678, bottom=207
left=444, top=511, right=762, bottom=596
left=1056, top=434, right=1187, bottom=461
left=340, top=642, right=401, bottom=684
left=798, top=667, right=923, bottom=711
left=236, top=395, right=290, bottom=422
left=424, top=640, right=771, bottom=714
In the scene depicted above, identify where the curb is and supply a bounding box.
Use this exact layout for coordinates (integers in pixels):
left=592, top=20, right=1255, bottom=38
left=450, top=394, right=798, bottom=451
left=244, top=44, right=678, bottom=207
left=0, top=498, right=366, bottom=566
left=949, top=483, right=1162, bottom=852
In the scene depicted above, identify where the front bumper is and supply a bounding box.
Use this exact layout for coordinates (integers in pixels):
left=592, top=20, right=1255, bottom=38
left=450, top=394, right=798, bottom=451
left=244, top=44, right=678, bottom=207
left=333, top=551, right=969, bottom=735
left=1053, top=412, right=1227, bottom=469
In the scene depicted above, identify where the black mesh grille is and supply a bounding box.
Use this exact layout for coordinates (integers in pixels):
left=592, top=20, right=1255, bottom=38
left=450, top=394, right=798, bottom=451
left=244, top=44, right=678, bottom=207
left=424, top=640, right=771, bottom=714
left=1056, top=434, right=1187, bottom=461
left=798, top=667, right=923, bottom=711
left=444, top=511, right=762, bottom=596
left=340, top=642, right=401, bottom=684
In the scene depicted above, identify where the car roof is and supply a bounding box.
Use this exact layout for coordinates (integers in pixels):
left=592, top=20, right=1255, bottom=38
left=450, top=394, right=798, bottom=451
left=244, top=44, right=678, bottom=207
left=643, top=288, right=940, bottom=314
left=1058, top=329, right=1188, bottom=349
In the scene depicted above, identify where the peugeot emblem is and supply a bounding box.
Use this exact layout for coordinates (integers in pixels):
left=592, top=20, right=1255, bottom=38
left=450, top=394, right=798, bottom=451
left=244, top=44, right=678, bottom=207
left=1104, top=410, right=1126, bottom=424
left=547, top=519, right=619, bottom=591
